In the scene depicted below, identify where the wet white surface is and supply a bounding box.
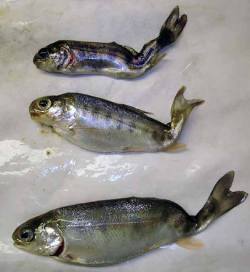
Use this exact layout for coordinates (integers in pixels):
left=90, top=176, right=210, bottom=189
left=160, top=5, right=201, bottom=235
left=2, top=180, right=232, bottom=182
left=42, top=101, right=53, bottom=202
left=0, top=0, right=250, bottom=271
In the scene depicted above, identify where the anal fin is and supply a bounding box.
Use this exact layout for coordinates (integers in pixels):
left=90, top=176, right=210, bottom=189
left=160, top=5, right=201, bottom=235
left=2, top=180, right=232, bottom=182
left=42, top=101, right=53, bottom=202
left=176, top=237, right=204, bottom=250
left=122, top=146, right=147, bottom=153
left=162, top=143, right=187, bottom=152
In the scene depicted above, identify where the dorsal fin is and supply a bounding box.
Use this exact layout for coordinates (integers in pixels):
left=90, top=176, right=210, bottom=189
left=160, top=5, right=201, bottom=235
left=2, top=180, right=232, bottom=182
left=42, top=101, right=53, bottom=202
left=123, top=45, right=138, bottom=56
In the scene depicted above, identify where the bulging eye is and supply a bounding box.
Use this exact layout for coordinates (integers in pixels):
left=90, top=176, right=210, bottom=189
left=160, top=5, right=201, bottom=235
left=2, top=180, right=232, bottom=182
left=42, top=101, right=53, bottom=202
left=20, top=229, right=34, bottom=242
left=37, top=99, right=52, bottom=111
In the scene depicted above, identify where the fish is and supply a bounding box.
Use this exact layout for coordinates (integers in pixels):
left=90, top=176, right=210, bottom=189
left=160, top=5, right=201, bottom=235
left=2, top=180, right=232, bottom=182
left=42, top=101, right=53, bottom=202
left=29, top=87, right=204, bottom=153
left=33, top=6, right=187, bottom=79
left=12, top=171, right=248, bottom=266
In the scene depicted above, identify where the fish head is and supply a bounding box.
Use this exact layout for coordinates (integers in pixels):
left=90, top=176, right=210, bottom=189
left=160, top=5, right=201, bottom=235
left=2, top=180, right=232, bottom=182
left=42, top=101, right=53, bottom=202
left=12, top=214, right=64, bottom=256
left=33, top=41, right=72, bottom=72
left=29, top=94, right=77, bottom=129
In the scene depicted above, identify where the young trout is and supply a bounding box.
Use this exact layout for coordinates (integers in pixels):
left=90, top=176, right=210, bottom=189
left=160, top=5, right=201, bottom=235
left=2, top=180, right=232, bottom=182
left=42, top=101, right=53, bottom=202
left=29, top=87, right=204, bottom=153
left=33, top=6, right=187, bottom=79
left=12, top=171, right=247, bottom=266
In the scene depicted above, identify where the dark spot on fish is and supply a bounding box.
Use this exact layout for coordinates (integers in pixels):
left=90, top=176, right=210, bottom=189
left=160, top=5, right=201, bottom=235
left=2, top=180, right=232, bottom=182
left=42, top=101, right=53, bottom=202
left=152, top=130, right=165, bottom=143
left=105, top=111, right=112, bottom=120
left=165, top=122, right=172, bottom=130
left=174, top=214, right=186, bottom=228
left=160, top=134, right=166, bottom=142
left=46, top=150, right=51, bottom=156
left=98, top=223, right=108, bottom=232
left=82, top=103, right=88, bottom=111
left=167, top=132, right=173, bottom=140
left=92, top=107, right=99, bottom=115
left=66, top=254, right=74, bottom=260
left=117, top=121, right=122, bottom=130
left=69, top=127, right=75, bottom=136
left=152, top=130, right=158, bottom=140
left=129, top=122, right=136, bottom=133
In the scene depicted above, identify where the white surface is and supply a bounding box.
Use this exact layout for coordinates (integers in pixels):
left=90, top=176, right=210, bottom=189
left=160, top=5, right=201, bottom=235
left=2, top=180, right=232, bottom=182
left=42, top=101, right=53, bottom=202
left=0, top=0, right=249, bottom=271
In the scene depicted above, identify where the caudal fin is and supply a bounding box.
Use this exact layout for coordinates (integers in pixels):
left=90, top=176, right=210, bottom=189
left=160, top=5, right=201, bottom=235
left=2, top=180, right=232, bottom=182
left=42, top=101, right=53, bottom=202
left=170, top=86, right=204, bottom=129
left=135, top=7, right=187, bottom=71
left=157, top=6, right=187, bottom=49
left=195, top=171, right=248, bottom=233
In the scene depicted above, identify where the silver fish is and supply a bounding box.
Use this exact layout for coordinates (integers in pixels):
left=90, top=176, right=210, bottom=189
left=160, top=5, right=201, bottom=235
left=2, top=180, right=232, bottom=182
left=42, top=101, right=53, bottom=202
left=33, top=6, right=187, bottom=79
left=29, top=87, right=204, bottom=153
left=12, top=171, right=247, bottom=266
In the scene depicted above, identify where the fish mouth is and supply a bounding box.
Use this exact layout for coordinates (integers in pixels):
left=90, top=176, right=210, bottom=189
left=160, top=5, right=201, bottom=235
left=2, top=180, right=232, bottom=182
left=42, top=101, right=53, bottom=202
left=13, top=240, right=24, bottom=248
left=29, top=100, right=44, bottom=120
left=12, top=232, right=25, bottom=248
left=29, top=104, right=41, bottom=119
left=29, top=109, right=41, bottom=119
left=33, top=54, right=46, bottom=66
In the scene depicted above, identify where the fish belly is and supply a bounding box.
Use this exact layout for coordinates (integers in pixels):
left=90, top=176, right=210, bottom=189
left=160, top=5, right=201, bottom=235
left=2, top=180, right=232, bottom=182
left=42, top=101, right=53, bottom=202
left=56, top=114, right=164, bottom=153
left=73, top=50, right=132, bottom=75
left=59, top=219, right=178, bottom=265
left=55, top=198, right=190, bottom=265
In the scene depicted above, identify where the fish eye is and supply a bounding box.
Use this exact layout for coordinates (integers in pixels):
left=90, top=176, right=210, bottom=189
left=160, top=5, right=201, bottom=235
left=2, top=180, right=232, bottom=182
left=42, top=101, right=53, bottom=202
left=37, top=99, right=52, bottom=111
left=38, top=48, right=49, bottom=58
left=20, top=229, right=34, bottom=242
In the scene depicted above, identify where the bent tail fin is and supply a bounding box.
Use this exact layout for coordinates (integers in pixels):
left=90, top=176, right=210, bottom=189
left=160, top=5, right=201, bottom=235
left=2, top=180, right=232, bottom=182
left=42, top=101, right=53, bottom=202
left=195, top=171, right=248, bottom=233
left=170, top=87, right=204, bottom=131
left=134, top=7, right=187, bottom=70
left=157, top=6, right=187, bottom=49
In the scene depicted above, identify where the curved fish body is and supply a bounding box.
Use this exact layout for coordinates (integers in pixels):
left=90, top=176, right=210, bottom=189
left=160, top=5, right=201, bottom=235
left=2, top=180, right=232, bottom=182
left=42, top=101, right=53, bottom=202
left=29, top=87, right=204, bottom=153
left=12, top=171, right=247, bottom=266
left=33, top=7, right=187, bottom=79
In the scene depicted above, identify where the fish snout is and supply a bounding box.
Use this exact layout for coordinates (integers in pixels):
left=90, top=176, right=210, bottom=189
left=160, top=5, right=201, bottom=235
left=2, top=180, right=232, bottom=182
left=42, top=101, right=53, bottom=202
left=33, top=48, right=49, bottom=65
left=33, top=53, right=40, bottom=65
left=12, top=227, right=18, bottom=241
left=12, top=227, right=23, bottom=246
left=29, top=100, right=41, bottom=119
